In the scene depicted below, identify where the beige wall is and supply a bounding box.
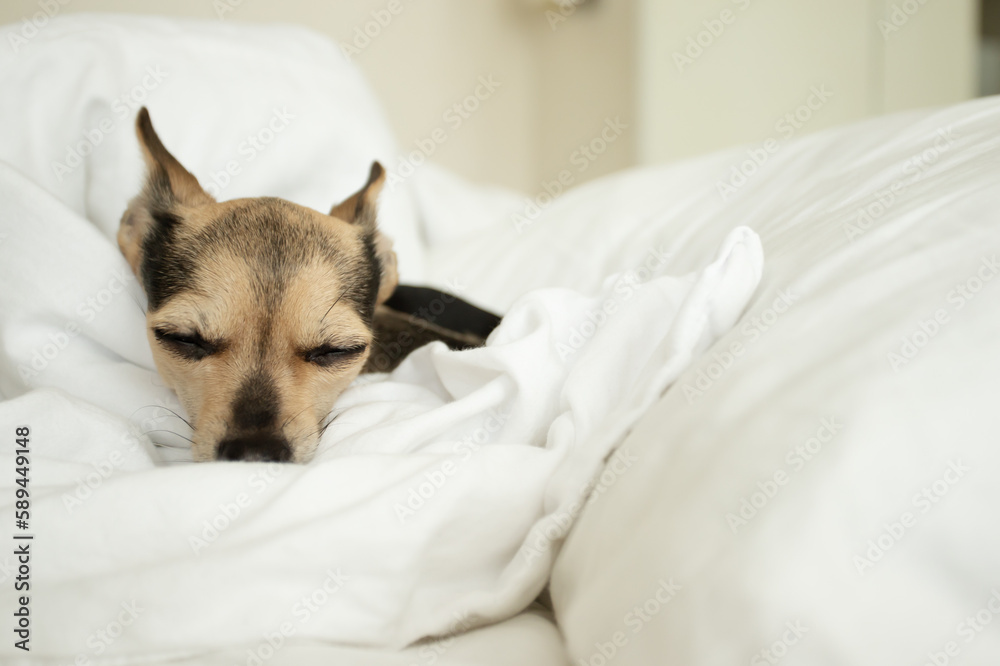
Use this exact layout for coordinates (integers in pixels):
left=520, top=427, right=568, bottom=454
left=636, top=0, right=978, bottom=166
left=881, top=0, right=978, bottom=112
left=0, top=0, right=636, bottom=194
left=0, top=0, right=980, bottom=190
left=530, top=0, right=636, bottom=193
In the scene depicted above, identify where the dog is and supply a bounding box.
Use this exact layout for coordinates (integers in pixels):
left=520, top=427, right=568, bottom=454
left=119, top=108, right=499, bottom=463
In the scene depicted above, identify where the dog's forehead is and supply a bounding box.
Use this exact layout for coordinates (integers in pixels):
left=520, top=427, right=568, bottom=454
left=142, top=197, right=380, bottom=319
left=153, top=259, right=371, bottom=342
left=189, top=198, right=363, bottom=272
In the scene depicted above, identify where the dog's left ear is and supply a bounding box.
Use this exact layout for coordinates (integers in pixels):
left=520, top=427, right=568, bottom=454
left=330, top=162, right=398, bottom=305
left=119, top=107, right=215, bottom=277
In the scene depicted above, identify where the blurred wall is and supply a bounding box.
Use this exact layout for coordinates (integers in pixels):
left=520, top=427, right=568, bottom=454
left=0, top=0, right=635, bottom=194
left=0, top=0, right=980, bottom=192
left=637, top=0, right=978, bottom=165
left=982, top=0, right=1000, bottom=95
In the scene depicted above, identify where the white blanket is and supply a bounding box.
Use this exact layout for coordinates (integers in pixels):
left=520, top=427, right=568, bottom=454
left=0, top=149, right=761, bottom=659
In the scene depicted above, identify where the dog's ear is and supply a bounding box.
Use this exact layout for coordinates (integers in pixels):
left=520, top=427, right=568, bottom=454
left=330, top=161, right=384, bottom=228
left=330, top=162, right=398, bottom=305
left=118, top=107, right=214, bottom=275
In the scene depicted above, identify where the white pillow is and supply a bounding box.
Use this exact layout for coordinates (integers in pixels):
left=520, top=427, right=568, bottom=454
left=531, top=97, right=1000, bottom=664
left=0, top=13, right=425, bottom=279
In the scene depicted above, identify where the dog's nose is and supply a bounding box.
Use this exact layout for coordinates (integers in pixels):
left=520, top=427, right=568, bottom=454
left=216, top=432, right=292, bottom=462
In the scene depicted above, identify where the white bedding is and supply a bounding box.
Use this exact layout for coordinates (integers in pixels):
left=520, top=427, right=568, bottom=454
left=504, top=100, right=1000, bottom=664
left=0, top=14, right=426, bottom=283
left=0, top=14, right=764, bottom=662
left=3, top=13, right=999, bottom=666
left=0, top=190, right=759, bottom=658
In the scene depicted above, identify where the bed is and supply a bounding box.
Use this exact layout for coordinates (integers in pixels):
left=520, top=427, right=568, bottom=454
left=1, top=14, right=999, bottom=666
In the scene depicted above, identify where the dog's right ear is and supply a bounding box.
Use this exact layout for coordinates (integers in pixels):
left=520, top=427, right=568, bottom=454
left=118, top=107, right=214, bottom=276
left=329, top=162, right=398, bottom=306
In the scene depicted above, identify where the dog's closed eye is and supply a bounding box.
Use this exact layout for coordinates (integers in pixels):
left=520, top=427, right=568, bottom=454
left=302, top=344, right=368, bottom=368
left=154, top=328, right=220, bottom=361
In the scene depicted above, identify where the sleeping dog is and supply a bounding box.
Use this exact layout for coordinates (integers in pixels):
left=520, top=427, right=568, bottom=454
left=119, top=108, right=498, bottom=463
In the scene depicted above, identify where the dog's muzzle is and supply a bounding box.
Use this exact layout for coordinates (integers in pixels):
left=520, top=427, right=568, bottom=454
left=216, top=432, right=292, bottom=462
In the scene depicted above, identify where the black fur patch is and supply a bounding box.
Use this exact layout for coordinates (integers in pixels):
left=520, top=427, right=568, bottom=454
left=230, top=368, right=280, bottom=431
left=354, top=230, right=381, bottom=324
left=141, top=208, right=194, bottom=311
left=216, top=432, right=291, bottom=462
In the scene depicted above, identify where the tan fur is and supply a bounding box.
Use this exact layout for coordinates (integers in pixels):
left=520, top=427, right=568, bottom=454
left=146, top=241, right=372, bottom=462
left=329, top=163, right=399, bottom=305
left=121, top=108, right=397, bottom=462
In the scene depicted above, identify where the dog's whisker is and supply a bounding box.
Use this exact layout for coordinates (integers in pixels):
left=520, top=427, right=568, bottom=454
left=320, top=287, right=348, bottom=323
left=142, top=429, right=195, bottom=444
left=152, top=441, right=190, bottom=450
left=319, top=414, right=340, bottom=437
left=279, top=405, right=313, bottom=433
left=297, top=410, right=346, bottom=442
left=126, top=288, right=147, bottom=316
left=129, top=405, right=194, bottom=430
left=127, top=405, right=153, bottom=422
left=292, top=418, right=326, bottom=443
left=155, top=406, right=194, bottom=430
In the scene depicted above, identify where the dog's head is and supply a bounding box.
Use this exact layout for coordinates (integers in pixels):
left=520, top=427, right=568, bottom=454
left=119, top=108, right=398, bottom=463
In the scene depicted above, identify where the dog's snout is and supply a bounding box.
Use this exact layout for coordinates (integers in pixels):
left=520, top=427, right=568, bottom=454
left=217, top=432, right=292, bottom=462
left=216, top=370, right=292, bottom=461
